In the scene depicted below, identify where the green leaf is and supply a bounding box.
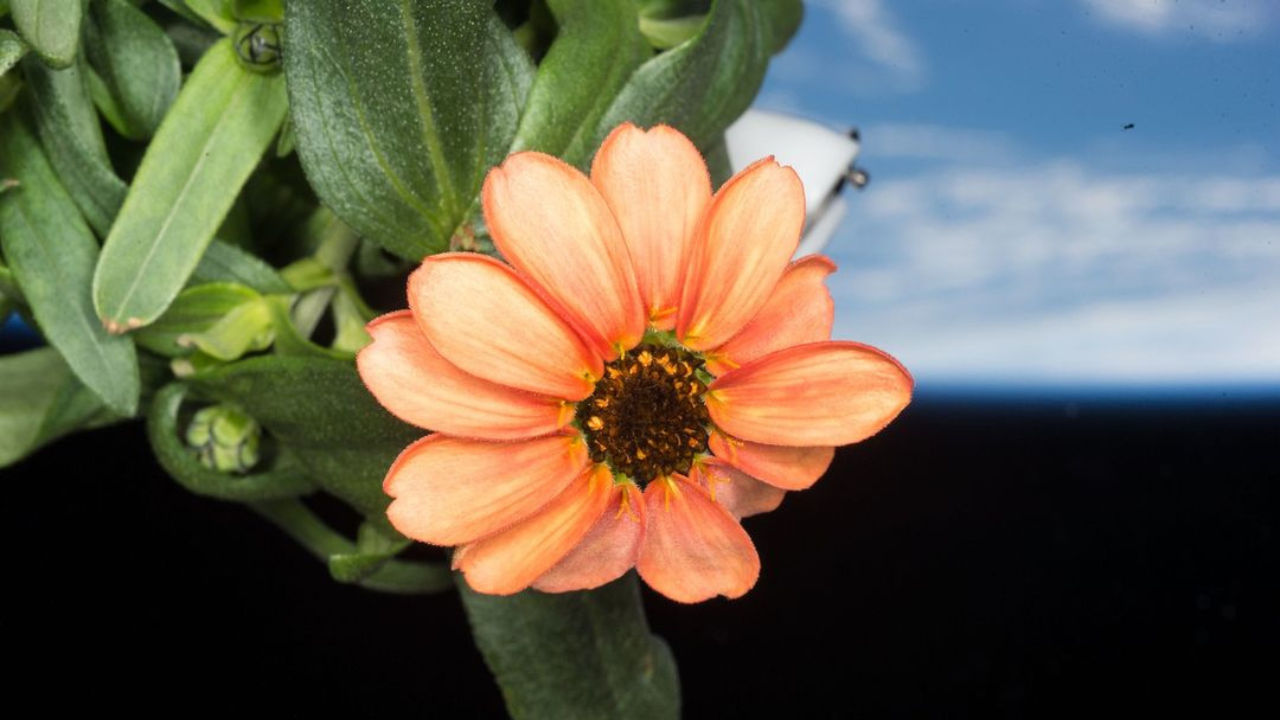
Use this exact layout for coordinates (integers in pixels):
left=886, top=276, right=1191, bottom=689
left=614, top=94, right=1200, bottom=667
left=186, top=354, right=421, bottom=516
left=190, top=239, right=292, bottom=294
left=284, top=0, right=534, bottom=259
left=760, top=0, right=803, bottom=54
left=251, top=499, right=453, bottom=594
left=0, top=112, right=140, bottom=415
left=10, top=0, right=83, bottom=68
left=183, top=0, right=238, bottom=34
left=84, top=0, right=182, bottom=140
left=22, top=55, right=127, bottom=237
left=638, top=15, right=704, bottom=50
left=232, top=0, right=283, bottom=23
left=594, top=0, right=769, bottom=155
left=0, top=347, right=120, bottom=468
left=133, top=282, right=267, bottom=358
left=148, top=382, right=315, bottom=501
left=0, top=29, right=29, bottom=76
left=510, top=0, right=650, bottom=168
left=92, top=38, right=287, bottom=333
left=459, top=574, right=681, bottom=720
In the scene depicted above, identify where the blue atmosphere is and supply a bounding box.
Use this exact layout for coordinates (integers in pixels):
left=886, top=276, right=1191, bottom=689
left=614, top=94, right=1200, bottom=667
left=756, top=0, right=1280, bottom=392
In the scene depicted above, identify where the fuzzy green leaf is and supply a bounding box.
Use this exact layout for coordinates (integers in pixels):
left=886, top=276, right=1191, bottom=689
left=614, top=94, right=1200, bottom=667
left=0, top=112, right=140, bottom=415
left=22, top=55, right=127, bottom=237
left=0, top=29, right=28, bottom=76
left=510, top=0, right=651, bottom=168
left=0, top=347, right=120, bottom=468
left=284, top=0, right=534, bottom=259
left=185, top=354, right=421, bottom=516
left=190, top=239, right=292, bottom=294
left=92, top=39, right=287, bottom=333
left=459, top=574, right=681, bottom=720
left=11, top=0, right=82, bottom=68
left=84, top=0, right=182, bottom=140
left=594, top=0, right=769, bottom=156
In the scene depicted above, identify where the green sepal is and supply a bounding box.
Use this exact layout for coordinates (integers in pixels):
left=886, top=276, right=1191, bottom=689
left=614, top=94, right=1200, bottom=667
left=459, top=573, right=681, bottom=720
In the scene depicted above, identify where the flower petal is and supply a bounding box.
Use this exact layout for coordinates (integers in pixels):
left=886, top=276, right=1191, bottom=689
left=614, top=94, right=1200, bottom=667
left=357, top=311, right=567, bottom=440
left=694, top=460, right=786, bottom=520
left=676, top=157, right=805, bottom=351
left=591, top=123, right=711, bottom=329
left=708, top=430, right=835, bottom=491
left=706, top=255, right=835, bottom=376
left=408, top=253, right=601, bottom=401
left=707, top=341, right=913, bottom=447
left=637, top=477, right=760, bottom=603
left=532, top=481, right=645, bottom=593
left=385, top=432, right=589, bottom=546
left=483, top=151, right=645, bottom=358
left=456, top=464, right=613, bottom=595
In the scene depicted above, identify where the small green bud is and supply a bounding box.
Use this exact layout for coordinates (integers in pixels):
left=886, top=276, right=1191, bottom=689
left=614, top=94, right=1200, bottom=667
left=233, top=22, right=281, bottom=74
left=186, top=404, right=261, bottom=473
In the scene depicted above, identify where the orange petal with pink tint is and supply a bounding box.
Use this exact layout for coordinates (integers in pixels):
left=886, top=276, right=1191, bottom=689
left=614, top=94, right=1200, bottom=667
left=357, top=311, right=566, bottom=440
left=533, top=481, right=645, bottom=593
left=707, top=341, right=913, bottom=447
left=694, top=460, right=786, bottom=520
left=708, top=430, right=834, bottom=491
left=483, top=152, right=645, bottom=358
left=591, top=124, right=711, bottom=329
left=676, top=157, right=805, bottom=351
left=408, top=254, right=601, bottom=401
left=456, top=464, right=613, bottom=595
left=384, top=432, right=588, bottom=546
left=707, top=255, right=835, bottom=376
left=637, top=477, right=760, bottom=603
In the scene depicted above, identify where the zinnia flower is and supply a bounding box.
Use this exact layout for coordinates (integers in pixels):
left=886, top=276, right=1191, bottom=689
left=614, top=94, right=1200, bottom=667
left=357, top=123, right=912, bottom=603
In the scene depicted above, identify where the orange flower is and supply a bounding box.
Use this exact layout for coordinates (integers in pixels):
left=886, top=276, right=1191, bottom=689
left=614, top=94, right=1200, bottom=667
left=357, top=123, right=912, bottom=603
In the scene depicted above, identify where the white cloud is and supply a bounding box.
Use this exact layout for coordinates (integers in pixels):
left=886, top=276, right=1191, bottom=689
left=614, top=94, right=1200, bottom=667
left=1081, top=0, right=1274, bottom=41
left=823, top=149, right=1280, bottom=386
left=807, top=0, right=926, bottom=92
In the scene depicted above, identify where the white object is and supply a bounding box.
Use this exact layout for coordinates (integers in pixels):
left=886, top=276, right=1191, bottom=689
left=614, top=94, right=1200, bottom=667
left=724, top=110, right=862, bottom=256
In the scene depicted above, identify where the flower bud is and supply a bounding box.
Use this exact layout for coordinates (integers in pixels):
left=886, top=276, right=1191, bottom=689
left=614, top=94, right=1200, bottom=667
left=186, top=405, right=261, bottom=473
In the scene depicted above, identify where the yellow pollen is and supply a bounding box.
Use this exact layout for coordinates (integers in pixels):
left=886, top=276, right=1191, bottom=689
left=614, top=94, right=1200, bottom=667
left=586, top=416, right=604, bottom=431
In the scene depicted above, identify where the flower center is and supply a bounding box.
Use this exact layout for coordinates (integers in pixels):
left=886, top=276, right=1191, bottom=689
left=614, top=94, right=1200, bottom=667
left=576, top=343, right=711, bottom=485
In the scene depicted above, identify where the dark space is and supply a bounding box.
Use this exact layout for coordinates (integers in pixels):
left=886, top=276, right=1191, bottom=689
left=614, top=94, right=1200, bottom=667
left=5, top=391, right=1276, bottom=716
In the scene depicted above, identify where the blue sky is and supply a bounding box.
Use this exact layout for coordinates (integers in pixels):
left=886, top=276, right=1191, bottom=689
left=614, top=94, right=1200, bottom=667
left=755, top=0, right=1280, bottom=389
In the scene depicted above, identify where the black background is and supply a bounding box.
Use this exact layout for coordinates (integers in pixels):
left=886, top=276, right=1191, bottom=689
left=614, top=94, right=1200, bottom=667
left=5, top=391, right=1277, bottom=716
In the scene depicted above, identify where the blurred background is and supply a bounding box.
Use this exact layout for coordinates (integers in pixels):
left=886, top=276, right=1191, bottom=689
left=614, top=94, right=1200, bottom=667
left=5, top=1, right=1277, bottom=715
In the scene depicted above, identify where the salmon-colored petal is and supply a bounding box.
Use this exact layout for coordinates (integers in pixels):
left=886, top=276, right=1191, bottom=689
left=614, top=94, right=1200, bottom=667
left=706, top=255, right=835, bottom=376
left=357, top=311, right=567, bottom=440
left=408, top=254, right=601, bottom=401
left=694, top=460, right=786, bottom=520
left=532, top=481, right=645, bottom=593
left=707, top=341, right=913, bottom=447
left=637, top=477, right=760, bottom=603
left=457, top=464, right=613, bottom=595
left=384, top=432, right=589, bottom=546
left=676, top=157, right=805, bottom=351
left=591, top=123, right=711, bottom=329
left=708, top=430, right=835, bottom=491
left=483, top=152, right=645, bottom=359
